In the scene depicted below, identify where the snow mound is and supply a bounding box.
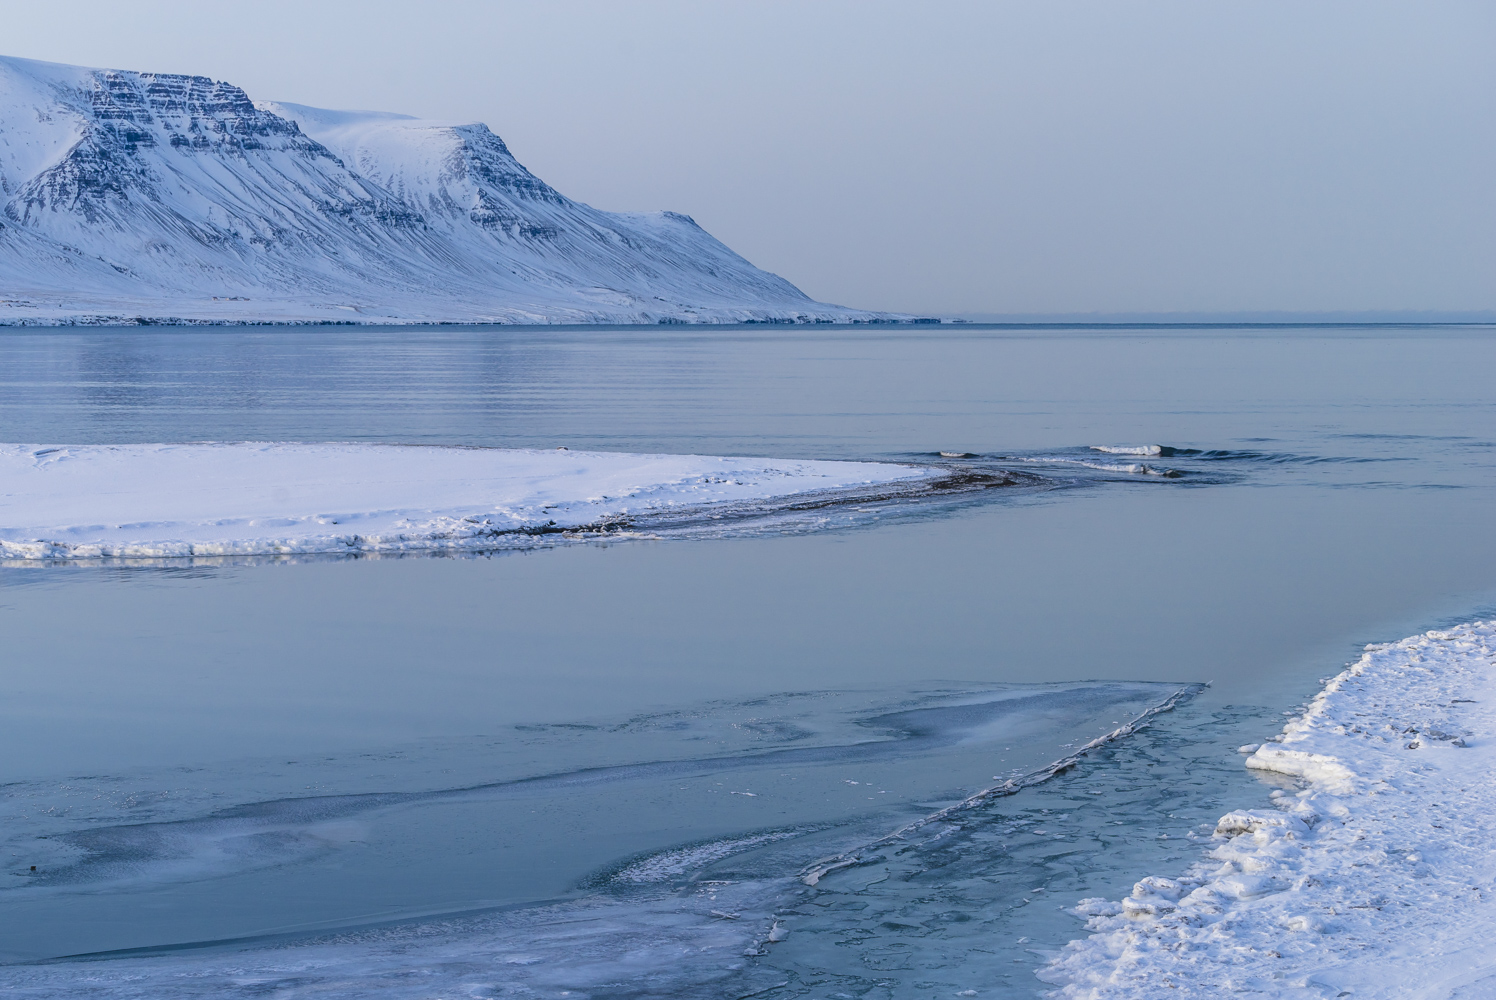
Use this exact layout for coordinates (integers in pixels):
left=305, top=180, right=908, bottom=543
left=1042, top=621, right=1496, bottom=998
left=0, top=442, right=932, bottom=560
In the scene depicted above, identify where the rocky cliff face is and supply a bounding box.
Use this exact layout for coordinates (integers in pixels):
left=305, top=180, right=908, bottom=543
left=0, top=56, right=879, bottom=324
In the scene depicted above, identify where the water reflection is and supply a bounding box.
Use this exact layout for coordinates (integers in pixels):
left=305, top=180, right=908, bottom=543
left=1, top=325, right=1494, bottom=996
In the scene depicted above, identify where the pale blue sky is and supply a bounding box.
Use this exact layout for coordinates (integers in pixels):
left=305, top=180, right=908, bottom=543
left=6, top=1, right=1493, bottom=315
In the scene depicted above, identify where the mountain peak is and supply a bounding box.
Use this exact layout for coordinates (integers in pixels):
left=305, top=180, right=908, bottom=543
left=0, top=55, right=884, bottom=324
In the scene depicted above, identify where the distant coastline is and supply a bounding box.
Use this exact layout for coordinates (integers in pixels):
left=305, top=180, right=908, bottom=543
left=0, top=55, right=880, bottom=326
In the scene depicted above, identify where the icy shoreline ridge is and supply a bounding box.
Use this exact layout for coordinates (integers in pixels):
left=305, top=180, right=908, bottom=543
left=1042, top=621, right=1496, bottom=998
left=0, top=55, right=893, bottom=325
left=0, top=443, right=934, bottom=559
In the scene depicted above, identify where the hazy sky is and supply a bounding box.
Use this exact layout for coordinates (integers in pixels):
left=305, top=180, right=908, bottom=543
left=7, top=1, right=1494, bottom=315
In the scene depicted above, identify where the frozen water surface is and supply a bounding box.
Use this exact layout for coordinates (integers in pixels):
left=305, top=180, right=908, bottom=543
left=0, top=683, right=1188, bottom=959
left=1, top=324, right=1495, bottom=996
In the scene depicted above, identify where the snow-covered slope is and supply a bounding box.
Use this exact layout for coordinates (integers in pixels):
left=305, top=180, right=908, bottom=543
left=0, top=55, right=883, bottom=325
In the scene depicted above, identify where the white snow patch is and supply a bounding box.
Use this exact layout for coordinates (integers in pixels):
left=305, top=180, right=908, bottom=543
left=0, top=443, right=931, bottom=560
left=1041, top=621, right=1496, bottom=997
left=1245, top=745, right=1359, bottom=794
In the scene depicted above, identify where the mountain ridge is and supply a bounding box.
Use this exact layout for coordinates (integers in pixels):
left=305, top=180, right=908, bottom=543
left=0, top=55, right=892, bottom=325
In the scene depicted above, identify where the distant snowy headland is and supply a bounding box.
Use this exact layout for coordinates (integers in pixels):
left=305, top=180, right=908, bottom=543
left=0, top=55, right=901, bottom=326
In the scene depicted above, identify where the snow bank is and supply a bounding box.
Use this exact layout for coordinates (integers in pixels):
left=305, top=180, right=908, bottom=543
left=1042, top=621, right=1496, bottom=997
left=0, top=443, right=932, bottom=560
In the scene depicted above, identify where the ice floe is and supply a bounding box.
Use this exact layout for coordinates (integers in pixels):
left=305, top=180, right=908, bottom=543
left=1042, top=620, right=1496, bottom=998
left=0, top=442, right=935, bottom=560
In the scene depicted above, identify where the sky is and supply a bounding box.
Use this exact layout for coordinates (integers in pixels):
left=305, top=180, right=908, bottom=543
left=4, top=0, right=1493, bottom=316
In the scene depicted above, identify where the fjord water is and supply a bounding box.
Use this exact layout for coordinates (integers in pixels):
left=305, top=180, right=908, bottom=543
left=2, top=325, right=1494, bottom=996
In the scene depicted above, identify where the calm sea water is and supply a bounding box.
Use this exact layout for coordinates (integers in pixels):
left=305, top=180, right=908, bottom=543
left=1, top=325, right=1494, bottom=997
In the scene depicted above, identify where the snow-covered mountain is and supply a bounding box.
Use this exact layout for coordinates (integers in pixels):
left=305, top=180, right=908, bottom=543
left=0, top=55, right=886, bottom=325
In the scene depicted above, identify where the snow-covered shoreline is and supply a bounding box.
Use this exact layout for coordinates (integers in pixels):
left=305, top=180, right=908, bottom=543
left=1042, top=621, right=1496, bottom=997
left=0, top=443, right=937, bottom=560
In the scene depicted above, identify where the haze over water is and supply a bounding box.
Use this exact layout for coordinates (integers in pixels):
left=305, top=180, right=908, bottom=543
left=2, top=323, right=1494, bottom=996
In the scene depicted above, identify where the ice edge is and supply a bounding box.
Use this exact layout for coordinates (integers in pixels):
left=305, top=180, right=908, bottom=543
left=1042, top=620, right=1496, bottom=998
left=800, top=683, right=1207, bottom=886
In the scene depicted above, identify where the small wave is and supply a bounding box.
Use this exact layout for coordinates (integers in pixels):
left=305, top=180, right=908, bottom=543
left=1090, top=462, right=1179, bottom=478
left=1014, top=457, right=1182, bottom=478
left=1090, top=445, right=1164, bottom=456
left=1150, top=448, right=1408, bottom=466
